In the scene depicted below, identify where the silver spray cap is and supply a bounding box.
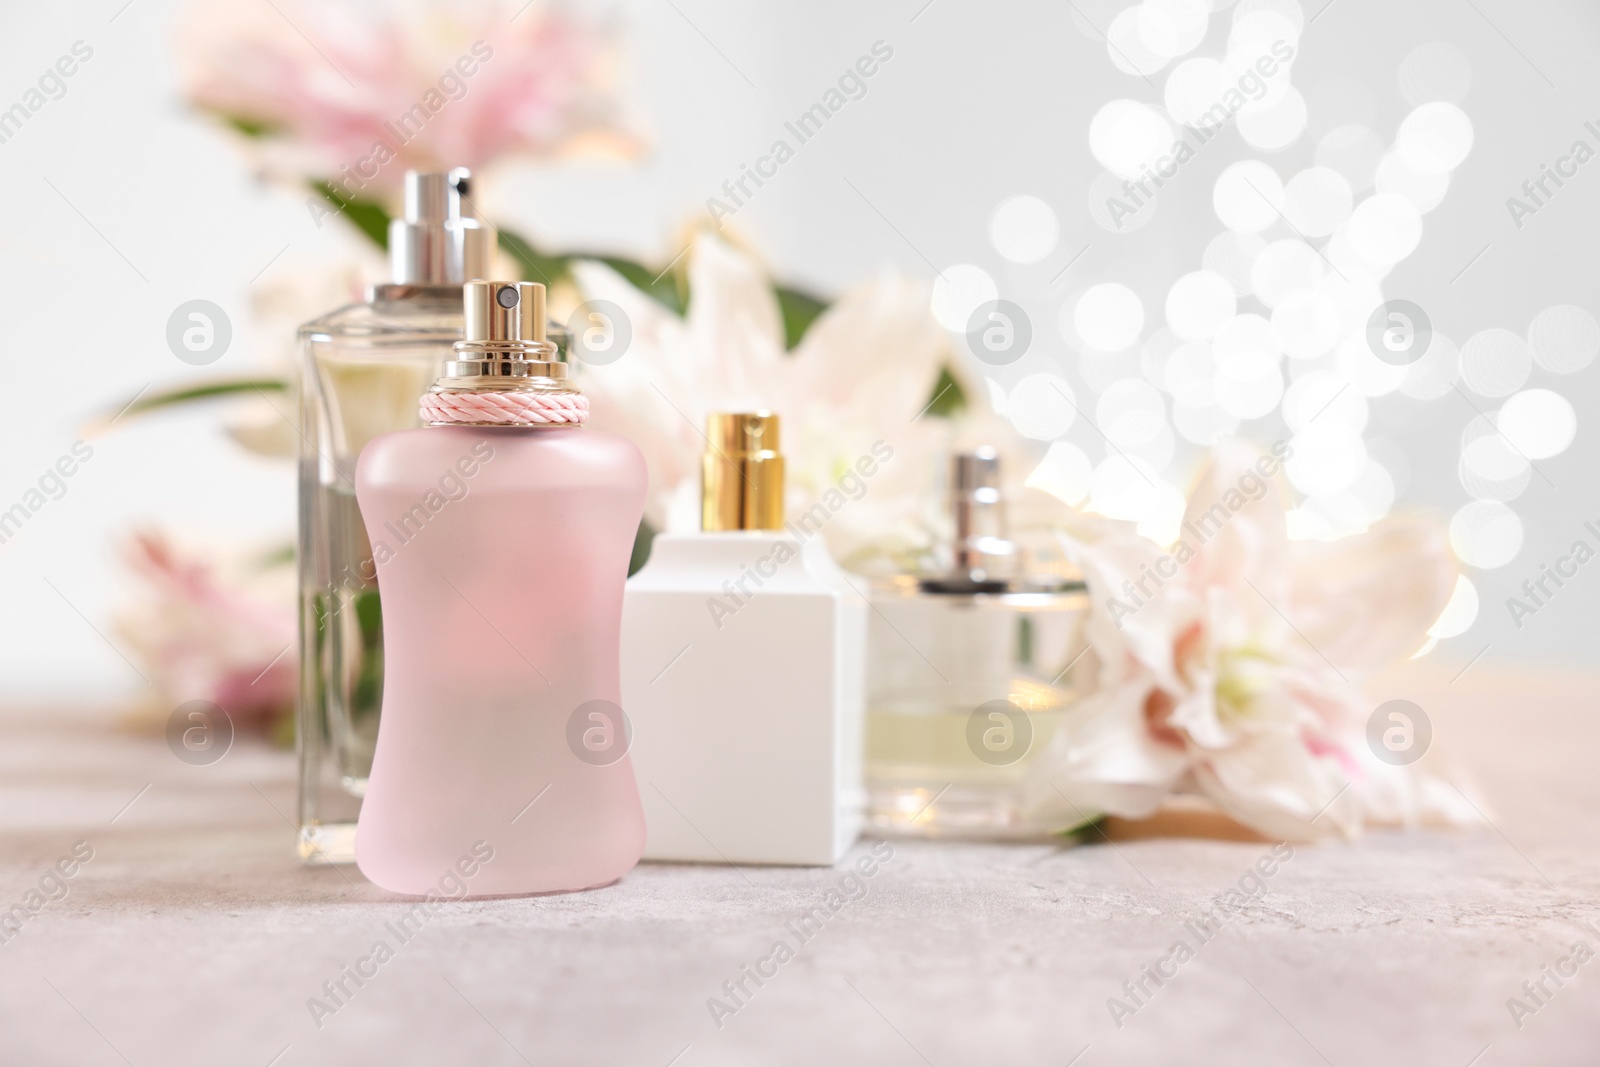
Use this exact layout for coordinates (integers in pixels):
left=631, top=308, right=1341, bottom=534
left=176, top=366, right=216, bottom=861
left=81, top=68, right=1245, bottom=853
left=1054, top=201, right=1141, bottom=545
left=920, top=447, right=1017, bottom=594
left=387, top=169, right=492, bottom=286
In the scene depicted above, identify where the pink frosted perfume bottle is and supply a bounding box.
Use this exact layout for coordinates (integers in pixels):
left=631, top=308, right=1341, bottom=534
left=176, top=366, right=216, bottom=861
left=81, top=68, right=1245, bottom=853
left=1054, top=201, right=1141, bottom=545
left=353, top=280, right=647, bottom=896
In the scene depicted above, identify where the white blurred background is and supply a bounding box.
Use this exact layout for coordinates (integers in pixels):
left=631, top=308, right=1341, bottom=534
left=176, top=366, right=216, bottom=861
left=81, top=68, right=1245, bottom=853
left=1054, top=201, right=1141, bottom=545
left=0, top=0, right=1596, bottom=700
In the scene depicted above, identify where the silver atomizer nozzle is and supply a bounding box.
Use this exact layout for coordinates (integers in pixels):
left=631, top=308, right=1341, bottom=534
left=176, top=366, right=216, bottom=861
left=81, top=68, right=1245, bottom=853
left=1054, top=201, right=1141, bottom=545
left=385, top=169, right=492, bottom=288
left=919, top=447, right=1018, bottom=594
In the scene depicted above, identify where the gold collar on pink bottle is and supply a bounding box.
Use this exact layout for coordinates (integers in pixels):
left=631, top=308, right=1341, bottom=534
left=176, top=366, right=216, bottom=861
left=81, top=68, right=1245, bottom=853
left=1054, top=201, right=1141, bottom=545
left=420, top=280, right=587, bottom=427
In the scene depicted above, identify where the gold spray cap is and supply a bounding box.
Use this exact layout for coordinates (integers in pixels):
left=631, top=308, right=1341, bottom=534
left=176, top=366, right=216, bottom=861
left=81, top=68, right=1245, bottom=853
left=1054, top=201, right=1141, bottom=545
left=463, top=279, right=546, bottom=346
left=437, top=281, right=567, bottom=387
left=702, top=412, right=784, bottom=531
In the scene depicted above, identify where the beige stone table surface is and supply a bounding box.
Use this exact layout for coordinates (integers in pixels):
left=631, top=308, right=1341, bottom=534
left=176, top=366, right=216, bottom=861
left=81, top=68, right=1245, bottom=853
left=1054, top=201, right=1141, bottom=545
left=1, top=662, right=1597, bottom=1067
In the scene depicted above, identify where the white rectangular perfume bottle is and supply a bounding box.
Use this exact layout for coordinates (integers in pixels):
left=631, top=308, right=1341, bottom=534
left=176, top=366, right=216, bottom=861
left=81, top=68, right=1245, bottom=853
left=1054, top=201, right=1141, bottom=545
left=622, top=412, right=865, bottom=866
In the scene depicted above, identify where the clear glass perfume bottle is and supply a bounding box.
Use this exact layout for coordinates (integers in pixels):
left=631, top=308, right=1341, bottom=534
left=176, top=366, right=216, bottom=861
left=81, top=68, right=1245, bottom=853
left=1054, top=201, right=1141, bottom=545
left=623, top=413, right=866, bottom=865
left=353, top=281, right=647, bottom=896
left=865, top=449, right=1090, bottom=838
left=295, top=170, right=491, bottom=864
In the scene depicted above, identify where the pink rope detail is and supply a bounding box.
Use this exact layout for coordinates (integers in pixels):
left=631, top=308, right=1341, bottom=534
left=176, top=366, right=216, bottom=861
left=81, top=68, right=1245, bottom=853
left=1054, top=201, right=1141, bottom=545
left=420, top=390, right=590, bottom=426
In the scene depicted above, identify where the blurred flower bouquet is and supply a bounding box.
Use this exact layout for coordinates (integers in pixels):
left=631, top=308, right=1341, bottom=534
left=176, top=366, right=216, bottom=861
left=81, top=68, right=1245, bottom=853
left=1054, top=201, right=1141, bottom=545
left=1031, top=445, right=1475, bottom=841
left=115, top=532, right=297, bottom=741
left=177, top=0, right=639, bottom=209
left=113, top=0, right=968, bottom=738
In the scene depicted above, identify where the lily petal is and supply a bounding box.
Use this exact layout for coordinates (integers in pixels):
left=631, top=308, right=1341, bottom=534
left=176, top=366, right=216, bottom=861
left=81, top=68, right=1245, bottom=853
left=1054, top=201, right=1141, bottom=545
left=1194, top=731, right=1361, bottom=841
left=1029, top=679, right=1189, bottom=821
left=685, top=233, right=786, bottom=398
left=1178, top=442, right=1292, bottom=605
left=1287, top=516, right=1458, bottom=675
left=789, top=271, right=945, bottom=421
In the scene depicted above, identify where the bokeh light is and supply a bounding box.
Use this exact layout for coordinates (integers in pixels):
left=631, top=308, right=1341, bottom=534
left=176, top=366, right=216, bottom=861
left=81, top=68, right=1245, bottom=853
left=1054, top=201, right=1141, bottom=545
left=1238, top=87, right=1307, bottom=151
left=1212, top=313, right=1280, bottom=378
left=1025, top=441, right=1093, bottom=505
left=1346, top=193, right=1423, bottom=265
left=1098, top=378, right=1168, bottom=447
left=930, top=264, right=997, bottom=330
left=1173, top=399, right=1240, bottom=444
left=1202, top=231, right=1267, bottom=295
left=1138, top=0, right=1209, bottom=60
left=1165, top=340, right=1217, bottom=405
left=1282, top=166, right=1354, bottom=235
left=1459, top=328, right=1533, bottom=398
left=1398, top=332, right=1460, bottom=400
left=1459, top=416, right=1531, bottom=503
left=1229, top=7, right=1302, bottom=62
left=1165, top=57, right=1231, bottom=127
left=1316, top=274, right=1383, bottom=342
left=1140, top=328, right=1185, bottom=392
left=1073, top=283, right=1146, bottom=351
left=1528, top=305, right=1600, bottom=374
left=1351, top=458, right=1397, bottom=523
left=1286, top=427, right=1366, bottom=495
left=1396, top=102, right=1474, bottom=174
left=1107, top=6, right=1169, bottom=77
left=1251, top=239, right=1324, bottom=307
left=989, top=195, right=1059, bottom=264
left=1214, top=364, right=1284, bottom=419
left=1124, top=420, right=1178, bottom=471
left=1375, top=151, right=1450, bottom=214
left=1213, top=161, right=1283, bottom=233
left=1271, top=289, right=1341, bottom=359
left=1336, top=332, right=1407, bottom=397
left=1007, top=373, right=1077, bottom=440
left=1325, top=226, right=1394, bottom=284
left=1450, top=501, right=1523, bottom=569
left=1165, top=270, right=1237, bottom=340
left=1498, top=388, right=1576, bottom=459
left=1090, top=100, right=1175, bottom=179
left=1283, top=370, right=1367, bottom=435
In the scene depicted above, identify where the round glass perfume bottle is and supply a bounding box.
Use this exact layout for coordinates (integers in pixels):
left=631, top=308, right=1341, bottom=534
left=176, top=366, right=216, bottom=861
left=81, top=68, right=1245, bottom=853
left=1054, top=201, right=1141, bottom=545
left=865, top=450, right=1089, bottom=838
left=294, top=170, right=578, bottom=865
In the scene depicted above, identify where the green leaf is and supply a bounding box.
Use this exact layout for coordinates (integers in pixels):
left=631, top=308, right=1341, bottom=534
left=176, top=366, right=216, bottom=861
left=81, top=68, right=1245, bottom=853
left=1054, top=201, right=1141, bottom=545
left=1059, top=813, right=1108, bottom=841
left=102, top=378, right=291, bottom=425
left=219, top=114, right=282, bottom=139
left=310, top=180, right=392, bottom=250
left=497, top=228, right=573, bottom=288
left=351, top=589, right=385, bottom=716
left=775, top=285, right=828, bottom=351
left=355, top=589, right=383, bottom=640
left=250, top=543, right=296, bottom=572
left=628, top=519, right=656, bottom=577
left=922, top=366, right=967, bottom=418
left=498, top=227, right=686, bottom=314
left=269, top=706, right=296, bottom=750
